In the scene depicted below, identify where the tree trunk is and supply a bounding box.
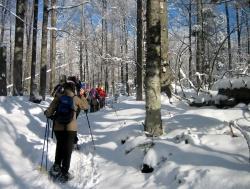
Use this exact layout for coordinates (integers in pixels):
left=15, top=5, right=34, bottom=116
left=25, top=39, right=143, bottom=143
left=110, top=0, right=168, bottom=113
left=136, top=0, right=143, bottom=100
left=225, top=2, right=232, bottom=71
left=39, top=0, right=49, bottom=100
left=111, top=21, right=115, bottom=96
left=235, top=4, right=241, bottom=62
left=124, top=17, right=129, bottom=96
left=160, top=0, right=168, bottom=65
left=83, top=15, right=89, bottom=83
left=0, top=47, right=7, bottom=96
left=104, top=0, right=109, bottom=93
left=23, top=0, right=33, bottom=94
left=160, top=0, right=173, bottom=94
left=247, top=11, right=250, bottom=72
left=188, top=0, right=192, bottom=84
left=79, top=5, right=84, bottom=81
left=145, top=0, right=162, bottom=136
left=79, top=38, right=83, bottom=81
left=13, top=0, right=25, bottom=96
left=8, top=12, right=13, bottom=88
left=0, top=0, right=8, bottom=43
left=120, top=29, right=124, bottom=85
left=100, top=0, right=107, bottom=87
left=84, top=42, right=89, bottom=82
left=49, top=0, right=57, bottom=94
left=29, top=0, right=39, bottom=101
left=196, top=0, right=203, bottom=87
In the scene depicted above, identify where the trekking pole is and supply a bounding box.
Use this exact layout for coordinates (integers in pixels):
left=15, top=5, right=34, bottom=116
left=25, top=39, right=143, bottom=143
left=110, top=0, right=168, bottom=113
left=46, top=119, right=51, bottom=170
left=40, top=118, right=49, bottom=171
left=85, top=111, right=96, bottom=150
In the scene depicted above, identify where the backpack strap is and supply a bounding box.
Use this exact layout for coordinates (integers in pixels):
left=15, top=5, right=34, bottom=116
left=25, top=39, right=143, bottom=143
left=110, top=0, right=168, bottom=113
left=72, top=95, right=77, bottom=112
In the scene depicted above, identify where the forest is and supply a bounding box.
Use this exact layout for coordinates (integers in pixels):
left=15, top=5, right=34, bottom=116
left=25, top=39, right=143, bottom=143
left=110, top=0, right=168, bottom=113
left=0, top=1, right=250, bottom=188
left=0, top=0, right=250, bottom=136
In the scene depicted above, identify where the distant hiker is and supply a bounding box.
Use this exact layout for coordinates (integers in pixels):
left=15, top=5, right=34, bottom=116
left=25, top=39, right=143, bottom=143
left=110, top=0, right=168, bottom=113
left=88, top=87, right=100, bottom=112
left=160, top=63, right=174, bottom=103
left=96, top=86, right=106, bottom=108
left=80, top=86, right=88, bottom=98
left=44, top=81, right=89, bottom=183
left=51, top=75, right=67, bottom=97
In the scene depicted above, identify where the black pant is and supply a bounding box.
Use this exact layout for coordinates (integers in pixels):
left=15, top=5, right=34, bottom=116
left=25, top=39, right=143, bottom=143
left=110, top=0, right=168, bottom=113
left=54, top=131, right=76, bottom=173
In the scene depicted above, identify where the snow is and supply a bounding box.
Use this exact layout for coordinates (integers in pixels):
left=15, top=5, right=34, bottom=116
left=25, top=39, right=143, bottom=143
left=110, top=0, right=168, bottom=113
left=0, top=94, right=250, bottom=189
left=213, top=77, right=250, bottom=90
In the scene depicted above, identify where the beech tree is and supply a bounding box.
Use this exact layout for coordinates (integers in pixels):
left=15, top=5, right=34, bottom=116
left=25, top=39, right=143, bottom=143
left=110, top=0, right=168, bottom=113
left=29, top=0, right=39, bottom=101
left=136, top=0, right=143, bottom=101
left=49, top=0, right=57, bottom=94
left=144, top=0, right=162, bottom=136
left=39, top=0, right=49, bottom=100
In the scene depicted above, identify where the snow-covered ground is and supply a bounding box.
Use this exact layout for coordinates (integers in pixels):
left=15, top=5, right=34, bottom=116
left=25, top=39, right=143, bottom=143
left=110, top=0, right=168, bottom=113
left=0, top=94, right=249, bottom=189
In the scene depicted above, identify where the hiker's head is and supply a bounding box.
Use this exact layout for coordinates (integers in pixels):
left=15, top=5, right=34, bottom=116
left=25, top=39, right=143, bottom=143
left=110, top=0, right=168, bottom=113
left=67, top=76, right=78, bottom=84
left=63, top=80, right=76, bottom=93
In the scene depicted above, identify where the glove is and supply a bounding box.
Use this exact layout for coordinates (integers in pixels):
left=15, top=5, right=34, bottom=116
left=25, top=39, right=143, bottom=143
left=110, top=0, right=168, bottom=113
left=84, top=109, right=88, bottom=114
left=44, top=110, right=54, bottom=120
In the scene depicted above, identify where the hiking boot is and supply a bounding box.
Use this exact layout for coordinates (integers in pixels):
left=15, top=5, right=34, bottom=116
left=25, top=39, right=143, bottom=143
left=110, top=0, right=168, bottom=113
left=58, top=171, right=74, bottom=183
left=49, top=164, right=61, bottom=178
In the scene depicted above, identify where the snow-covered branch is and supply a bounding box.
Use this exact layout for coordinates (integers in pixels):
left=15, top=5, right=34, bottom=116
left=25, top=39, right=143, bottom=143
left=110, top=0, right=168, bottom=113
left=7, top=63, right=69, bottom=89
left=47, top=1, right=90, bottom=11
left=0, top=3, right=25, bottom=23
left=47, top=27, right=58, bottom=31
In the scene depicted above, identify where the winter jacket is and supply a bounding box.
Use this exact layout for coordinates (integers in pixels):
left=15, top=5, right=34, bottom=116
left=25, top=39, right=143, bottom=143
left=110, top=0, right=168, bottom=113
left=96, top=88, right=106, bottom=98
left=45, top=89, right=89, bottom=131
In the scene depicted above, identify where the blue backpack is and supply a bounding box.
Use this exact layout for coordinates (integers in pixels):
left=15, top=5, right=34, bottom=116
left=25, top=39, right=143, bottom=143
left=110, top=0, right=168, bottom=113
left=55, top=95, right=75, bottom=125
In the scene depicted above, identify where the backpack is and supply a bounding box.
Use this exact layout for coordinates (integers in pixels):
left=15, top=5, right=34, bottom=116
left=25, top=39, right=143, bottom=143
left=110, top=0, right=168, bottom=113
left=55, top=95, right=75, bottom=125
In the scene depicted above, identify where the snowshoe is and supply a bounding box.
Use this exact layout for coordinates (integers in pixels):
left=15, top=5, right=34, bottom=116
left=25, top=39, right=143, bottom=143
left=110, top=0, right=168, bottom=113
left=57, top=172, right=74, bottom=183
left=48, top=164, right=61, bottom=181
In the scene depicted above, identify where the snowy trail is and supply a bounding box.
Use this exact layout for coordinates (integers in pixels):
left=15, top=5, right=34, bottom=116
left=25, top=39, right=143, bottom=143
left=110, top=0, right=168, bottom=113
left=0, top=97, right=100, bottom=189
left=1, top=96, right=250, bottom=189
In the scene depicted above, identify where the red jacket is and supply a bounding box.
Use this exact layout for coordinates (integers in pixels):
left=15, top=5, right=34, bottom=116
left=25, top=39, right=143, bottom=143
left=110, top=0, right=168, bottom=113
left=96, top=88, right=106, bottom=98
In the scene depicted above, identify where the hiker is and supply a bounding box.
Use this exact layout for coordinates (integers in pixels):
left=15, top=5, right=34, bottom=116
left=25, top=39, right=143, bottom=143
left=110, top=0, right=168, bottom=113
left=88, top=87, right=100, bottom=112
left=44, top=81, right=89, bottom=183
left=96, top=86, right=106, bottom=108
left=160, top=64, right=174, bottom=104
